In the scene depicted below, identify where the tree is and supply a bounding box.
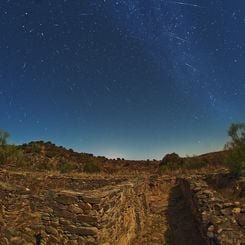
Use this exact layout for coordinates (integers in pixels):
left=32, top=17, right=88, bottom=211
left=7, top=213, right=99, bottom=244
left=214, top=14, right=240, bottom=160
left=0, top=131, right=9, bottom=146
left=226, top=123, right=245, bottom=177
left=226, top=123, right=245, bottom=149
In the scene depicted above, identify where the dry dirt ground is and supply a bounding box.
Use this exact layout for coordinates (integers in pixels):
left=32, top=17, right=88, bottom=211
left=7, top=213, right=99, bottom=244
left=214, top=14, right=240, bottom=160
left=134, top=182, right=206, bottom=245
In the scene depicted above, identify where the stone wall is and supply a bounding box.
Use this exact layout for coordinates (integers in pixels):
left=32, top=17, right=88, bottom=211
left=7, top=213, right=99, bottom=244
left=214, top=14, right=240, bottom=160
left=0, top=171, right=148, bottom=245
left=177, top=175, right=245, bottom=245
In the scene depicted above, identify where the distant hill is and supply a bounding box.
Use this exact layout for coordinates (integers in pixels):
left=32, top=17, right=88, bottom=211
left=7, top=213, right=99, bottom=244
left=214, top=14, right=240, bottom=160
left=16, top=141, right=159, bottom=173
left=0, top=140, right=229, bottom=174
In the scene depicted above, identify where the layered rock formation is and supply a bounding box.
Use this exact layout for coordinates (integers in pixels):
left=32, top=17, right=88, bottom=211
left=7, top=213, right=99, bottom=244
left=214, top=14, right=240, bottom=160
left=0, top=171, right=148, bottom=244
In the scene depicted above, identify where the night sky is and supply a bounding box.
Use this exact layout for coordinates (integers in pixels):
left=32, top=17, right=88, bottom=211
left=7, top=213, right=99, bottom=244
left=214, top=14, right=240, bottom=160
left=1, top=1, right=245, bottom=160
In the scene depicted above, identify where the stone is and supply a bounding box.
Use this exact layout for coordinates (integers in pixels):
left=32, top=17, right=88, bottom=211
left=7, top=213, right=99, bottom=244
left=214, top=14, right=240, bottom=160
left=220, top=208, right=232, bottom=216
left=76, top=227, right=98, bottom=236
left=82, top=196, right=101, bottom=204
left=68, top=204, right=82, bottom=214
left=45, top=226, right=59, bottom=236
left=56, top=195, right=78, bottom=205
left=66, top=241, right=78, bottom=245
left=54, top=209, right=75, bottom=220
left=9, top=237, right=25, bottom=245
left=223, top=202, right=234, bottom=208
left=207, top=231, right=215, bottom=238
left=47, top=235, right=59, bottom=243
left=217, top=228, right=223, bottom=234
left=77, top=215, right=97, bottom=224
left=235, top=214, right=245, bottom=227
left=0, top=238, right=9, bottom=245
left=79, top=202, right=92, bottom=210
left=59, top=217, right=71, bottom=225
left=232, top=208, right=241, bottom=214
left=234, top=201, right=240, bottom=207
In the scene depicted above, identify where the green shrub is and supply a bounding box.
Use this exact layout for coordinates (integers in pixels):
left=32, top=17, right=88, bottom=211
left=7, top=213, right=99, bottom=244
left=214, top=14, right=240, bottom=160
left=225, top=123, right=245, bottom=177
left=160, top=153, right=184, bottom=169
left=25, top=144, right=41, bottom=154
left=45, top=151, right=57, bottom=158
left=0, top=145, right=25, bottom=166
left=36, top=161, right=52, bottom=171
left=83, top=160, right=100, bottom=173
left=226, top=144, right=245, bottom=177
left=57, top=160, right=74, bottom=173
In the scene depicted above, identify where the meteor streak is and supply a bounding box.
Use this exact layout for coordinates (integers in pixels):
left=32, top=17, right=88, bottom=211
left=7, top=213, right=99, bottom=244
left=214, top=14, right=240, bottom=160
left=167, top=1, right=202, bottom=8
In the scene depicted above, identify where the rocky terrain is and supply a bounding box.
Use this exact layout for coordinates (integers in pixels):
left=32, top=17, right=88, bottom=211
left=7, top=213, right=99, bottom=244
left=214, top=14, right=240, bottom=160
left=0, top=142, right=244, bottom=244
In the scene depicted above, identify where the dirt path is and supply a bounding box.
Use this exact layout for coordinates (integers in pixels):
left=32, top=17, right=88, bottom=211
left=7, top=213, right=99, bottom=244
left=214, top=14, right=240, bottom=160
left=134, top=182, right=206, bottom=245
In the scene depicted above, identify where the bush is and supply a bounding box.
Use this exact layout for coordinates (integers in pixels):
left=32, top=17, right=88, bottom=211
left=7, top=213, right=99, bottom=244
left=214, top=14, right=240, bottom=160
left=57, top=160, right=74, bottom=173
left=225, top=123, right=245, bottom=177
left=226, top=144, right=245, bottom=177
left=83, top=159, right=100, bottom=173
left=160, top=153, right=183, bottom=168
left=27, top=144, right=41, bottom=154
left=0, top=145, right=25, bottom=166
left=45, top=151, right=57, bottom=158
left=36, top=161, right=52, bottom=171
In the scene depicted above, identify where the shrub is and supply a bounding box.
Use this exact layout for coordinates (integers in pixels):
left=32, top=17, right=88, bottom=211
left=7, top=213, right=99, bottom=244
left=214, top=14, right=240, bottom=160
left=0, top=131, right=9, bottom=145
left=226, top=144, right=245, bottom=177
left=36, top=161, right=52, bottom=171
left=225, top=123, right=245, bottom=177
left=160, top=153, right=184, bottom=168
left=26, top=144, right=41, bottom=154
left=45, top=151, right=57, bottom=158
left=0, top=145, right=25, bottom=166
left=83, top=159, right=100, bottom=173
left=57, top=160, right=74, bottom=173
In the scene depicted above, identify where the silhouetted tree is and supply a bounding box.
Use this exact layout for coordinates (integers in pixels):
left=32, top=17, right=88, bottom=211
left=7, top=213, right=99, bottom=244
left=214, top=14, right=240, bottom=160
left=226, top=123, right=245, bottom=177
left=0, top=130, right=9, bottom=146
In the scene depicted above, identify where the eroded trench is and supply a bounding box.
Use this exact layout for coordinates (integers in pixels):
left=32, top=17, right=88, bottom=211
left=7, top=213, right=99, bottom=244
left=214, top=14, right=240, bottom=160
left=134, top=175, right=206, bottom=245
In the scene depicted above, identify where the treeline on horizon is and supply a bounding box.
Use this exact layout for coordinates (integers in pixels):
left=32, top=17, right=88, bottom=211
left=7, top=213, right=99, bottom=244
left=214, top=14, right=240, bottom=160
left=0, top=123, right=244, bottom=177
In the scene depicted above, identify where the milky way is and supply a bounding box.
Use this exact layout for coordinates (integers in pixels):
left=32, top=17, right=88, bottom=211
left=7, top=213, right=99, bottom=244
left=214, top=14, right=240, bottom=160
left=0, top=0, right=245, bottom=159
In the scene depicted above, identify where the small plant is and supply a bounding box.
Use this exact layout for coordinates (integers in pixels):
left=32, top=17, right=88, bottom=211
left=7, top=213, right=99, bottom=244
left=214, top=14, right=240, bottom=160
left=83, top=159, right=100, bottom=173
left=27, top=144, right=41, bottom=154
left=57, top=160, right=74, bottom=173
left=36, top=161, right=52, bottom=171
left=45, top=150, right=57, bottom=158
left=160, top=153, right=183, bottom=168
left=225, top=123, right=245, bottom=177
left=0, top=130, right=9, bottom=146
left=0, top=144, right=25, bottom=166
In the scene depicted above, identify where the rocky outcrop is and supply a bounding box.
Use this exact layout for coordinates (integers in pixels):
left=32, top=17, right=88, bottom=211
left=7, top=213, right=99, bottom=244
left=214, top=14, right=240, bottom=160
left=177, top=175, right=245, bottom=245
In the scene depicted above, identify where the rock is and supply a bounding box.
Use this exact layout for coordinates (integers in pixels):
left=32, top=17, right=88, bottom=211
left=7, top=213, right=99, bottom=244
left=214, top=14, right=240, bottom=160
left=82, top=196, right=101, bottom=204
left=232, top=208, right=241, bottom=214
left=208, top=225, right=214, bottom=232
left=220, top=208, right=232, bottom=216
left=77, top=215, right=97, bottom=224
left=234, top=201, right=240, bottom=207
left=47, top=235, right=59, bottom=243
left=66, top=241, right=78, bottom=245
left=45, top=226, right=59, bottom=236
left=223, top=202, right=234, bottom=208
left=79, top=202, right=92, bottom=210
left=235, top=214, right=245, bottom=227
left=9, top=237, right=25, bottom=245
left=55, top=194, right=78, bottom=205
left=207, top=231, right=215, bottom=238
left=76, top=227, right=98, bottom=236
left=68, top=204, right=82, bottom=214
left=217, top=228, right=223, bottom=234
left=0, top=238, right=9, bottom=245
left=59, top=217, right=71, bottom=225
